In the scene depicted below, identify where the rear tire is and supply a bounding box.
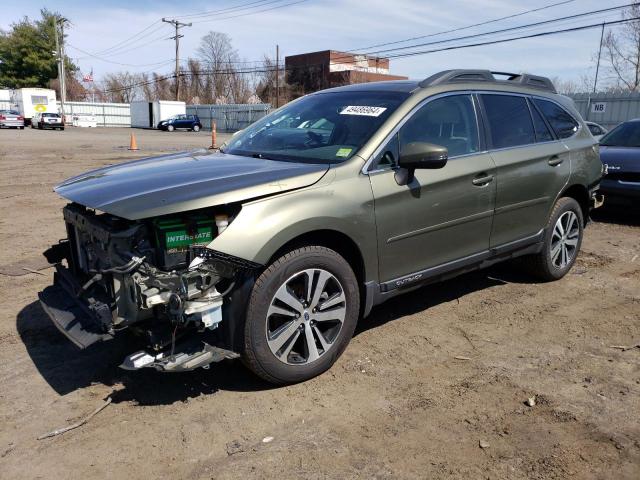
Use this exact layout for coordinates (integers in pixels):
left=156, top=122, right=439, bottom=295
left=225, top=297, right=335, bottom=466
left=243, top=246, right=360, bottom=385
left=524, top=197, right=583, bottom=281
left=193, top=125, right=200, bottom=132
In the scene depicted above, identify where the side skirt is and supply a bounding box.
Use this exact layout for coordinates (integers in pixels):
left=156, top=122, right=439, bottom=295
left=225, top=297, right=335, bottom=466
left=362, top=230, right=544, bottom=317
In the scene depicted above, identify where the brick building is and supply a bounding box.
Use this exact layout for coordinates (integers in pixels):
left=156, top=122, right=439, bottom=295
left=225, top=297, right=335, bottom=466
left=285, top=50, right=408, bottom=94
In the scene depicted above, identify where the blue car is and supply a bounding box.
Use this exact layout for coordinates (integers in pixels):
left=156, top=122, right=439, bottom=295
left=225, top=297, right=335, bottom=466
left=157, top=114, right=202, bottom=132
left=599, top=120, right=640, bottom=205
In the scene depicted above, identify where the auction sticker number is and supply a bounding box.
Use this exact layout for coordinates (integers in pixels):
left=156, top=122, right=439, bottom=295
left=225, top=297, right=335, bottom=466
left=340, top=105, right=387, bottom=117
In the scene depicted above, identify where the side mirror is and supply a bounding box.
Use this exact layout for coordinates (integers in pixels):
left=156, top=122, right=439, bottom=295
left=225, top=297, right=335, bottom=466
left=398, top=142, right=448, bottom=170
left=396, top=142, right=448, bottom=185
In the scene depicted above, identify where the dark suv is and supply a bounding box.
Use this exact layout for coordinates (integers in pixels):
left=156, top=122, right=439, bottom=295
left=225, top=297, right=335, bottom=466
left=40, top=70, right=604, bottom=384
left=157, top=114, right=202, bottom=132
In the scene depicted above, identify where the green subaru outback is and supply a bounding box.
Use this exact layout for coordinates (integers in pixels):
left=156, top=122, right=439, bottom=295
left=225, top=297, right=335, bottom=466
left=40, top=70, right=603, bottom=384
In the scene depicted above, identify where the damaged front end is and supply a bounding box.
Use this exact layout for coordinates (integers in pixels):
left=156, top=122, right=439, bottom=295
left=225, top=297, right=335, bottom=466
left=39, top=203, right=260, bottom=372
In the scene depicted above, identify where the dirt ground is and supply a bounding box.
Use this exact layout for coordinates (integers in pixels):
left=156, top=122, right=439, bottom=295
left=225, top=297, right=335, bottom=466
left=0, top=127, right=638, bottom=480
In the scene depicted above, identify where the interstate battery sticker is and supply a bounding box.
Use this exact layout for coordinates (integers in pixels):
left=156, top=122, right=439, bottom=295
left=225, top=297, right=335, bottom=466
left=165, top=228, right=213, bottom=251
left=340, top=105, right=387, bottom=117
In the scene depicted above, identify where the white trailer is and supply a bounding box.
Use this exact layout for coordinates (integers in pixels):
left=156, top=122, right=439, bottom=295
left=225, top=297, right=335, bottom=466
left=130, top=100, right=185, bottom=128
left=14, top=88, right=57, bottom=125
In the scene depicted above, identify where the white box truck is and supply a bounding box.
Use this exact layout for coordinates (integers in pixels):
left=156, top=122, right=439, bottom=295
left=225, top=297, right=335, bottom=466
left=130, top=100, right=185, bottom=128
left=15, top=88, right=57, bottom=126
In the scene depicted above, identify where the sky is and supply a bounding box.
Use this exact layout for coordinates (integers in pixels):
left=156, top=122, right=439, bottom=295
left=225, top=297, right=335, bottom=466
left=0, top=0, right=630, bottom=87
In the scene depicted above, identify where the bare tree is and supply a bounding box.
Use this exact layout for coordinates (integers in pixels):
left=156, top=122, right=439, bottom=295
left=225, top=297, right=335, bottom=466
left=197, top=31, right=238, bottom=102
left=550, top=76, right=579, bottom=95
left=602, top=5, right=640, bottom=91
left=102, top=72, right=142, bottom=102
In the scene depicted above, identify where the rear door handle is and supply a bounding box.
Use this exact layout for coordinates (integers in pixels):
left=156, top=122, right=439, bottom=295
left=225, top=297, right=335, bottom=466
left=472, top=174, right=494, bottom=186
left=548, top=155, right=563, bottom=167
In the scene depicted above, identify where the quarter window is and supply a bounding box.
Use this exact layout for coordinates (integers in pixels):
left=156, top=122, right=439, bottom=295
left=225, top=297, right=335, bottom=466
left=532, top=98, right=578, bottom=139
left=398, top=95, right=479, bottom=158
left=481, top=94, right=535, bottom=149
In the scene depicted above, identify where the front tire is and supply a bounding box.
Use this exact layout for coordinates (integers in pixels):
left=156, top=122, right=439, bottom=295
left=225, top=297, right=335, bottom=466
left=525, top=197, right=583, bottom=281
left=167, top=125, right=174, bottom=132
left=243, top=246, right=360, bottom=384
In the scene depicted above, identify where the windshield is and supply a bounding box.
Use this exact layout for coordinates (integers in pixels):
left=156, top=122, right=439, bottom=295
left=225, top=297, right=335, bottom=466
left=600, top=121, right=640, bottom=147
left=222, top=90, right=409, bottom=163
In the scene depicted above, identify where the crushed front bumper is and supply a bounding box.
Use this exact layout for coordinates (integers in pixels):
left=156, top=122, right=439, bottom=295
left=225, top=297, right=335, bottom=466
left=38, top=268, right=114, bottom=349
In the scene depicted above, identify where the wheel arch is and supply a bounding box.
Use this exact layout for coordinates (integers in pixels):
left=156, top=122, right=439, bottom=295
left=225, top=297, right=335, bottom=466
left=267, top=229, right=366, bottom=290
left=559, top=183, right=589, bottom=225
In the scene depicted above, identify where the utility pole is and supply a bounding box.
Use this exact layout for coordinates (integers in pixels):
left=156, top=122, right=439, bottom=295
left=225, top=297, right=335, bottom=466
left=54, top=17, right=67, bottom=120
left=162, top=18, right=192, bottom=101
left=275, top=45, right=280, bottom=108
left=593, top=22, right=605, bottom=93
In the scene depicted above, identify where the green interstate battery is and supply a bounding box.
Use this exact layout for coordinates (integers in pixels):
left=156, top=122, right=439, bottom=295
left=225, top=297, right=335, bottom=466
left=154, top=216, right=215, bottom=269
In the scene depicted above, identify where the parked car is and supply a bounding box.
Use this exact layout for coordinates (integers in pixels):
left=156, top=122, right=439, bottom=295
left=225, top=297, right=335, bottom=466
left=39, top=70, right=603, bottom=385
left=0, top=110, right=25, bottom=129
left=31, top=112, right=64, bottom=130
left=157, top=114, right=202, bottom=132
left=598, top=119, right=640, bottom=204
left=585, top=121, right=608, bottom=141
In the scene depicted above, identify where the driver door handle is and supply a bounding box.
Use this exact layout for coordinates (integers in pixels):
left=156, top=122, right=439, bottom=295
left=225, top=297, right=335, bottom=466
left=472, top=173, right=494, bottom=186
left=548, top=155, right=563, bottom=167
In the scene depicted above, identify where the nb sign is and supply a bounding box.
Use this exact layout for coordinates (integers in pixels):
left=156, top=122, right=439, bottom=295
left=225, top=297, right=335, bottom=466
left=591, top=102, right=606, bottom=113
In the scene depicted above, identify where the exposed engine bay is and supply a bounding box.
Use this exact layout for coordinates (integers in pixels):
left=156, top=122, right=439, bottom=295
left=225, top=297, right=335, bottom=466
left=39, top=203, right=260, bottom=372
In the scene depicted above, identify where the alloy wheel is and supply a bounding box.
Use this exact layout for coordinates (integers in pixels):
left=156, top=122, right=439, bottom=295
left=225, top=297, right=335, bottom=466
left=550, top=210, right=580, bottom=269
left=266, top=268, right=346, bottom=365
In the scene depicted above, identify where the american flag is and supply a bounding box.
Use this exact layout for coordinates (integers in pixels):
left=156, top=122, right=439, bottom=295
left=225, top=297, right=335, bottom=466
left=82, top=70, right=94, bottom=82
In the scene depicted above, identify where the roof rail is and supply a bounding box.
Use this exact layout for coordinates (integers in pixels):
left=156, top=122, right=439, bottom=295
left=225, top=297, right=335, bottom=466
left=419, top=69, right=557, bottom=93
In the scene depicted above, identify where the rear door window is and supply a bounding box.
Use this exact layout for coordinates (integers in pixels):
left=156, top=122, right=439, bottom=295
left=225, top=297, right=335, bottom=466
left=532, top=98, right=578, bottom=139
left=481, top=94, right=535, bottom=149
left=528, top=99, right=554, bottom=142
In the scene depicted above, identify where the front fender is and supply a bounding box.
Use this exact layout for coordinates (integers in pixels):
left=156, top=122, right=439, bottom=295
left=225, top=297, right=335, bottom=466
left=209, top=167, right=379, bottom=282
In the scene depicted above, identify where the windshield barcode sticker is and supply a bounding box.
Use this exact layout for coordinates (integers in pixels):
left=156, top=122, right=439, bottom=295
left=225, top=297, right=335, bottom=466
left=340, top=106, right=387, bottom=117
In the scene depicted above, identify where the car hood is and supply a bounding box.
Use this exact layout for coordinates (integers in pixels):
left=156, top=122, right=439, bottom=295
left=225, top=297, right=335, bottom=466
left=55, top=151, right=329, bottom=219
left=600, top=146, right=640, bottom=173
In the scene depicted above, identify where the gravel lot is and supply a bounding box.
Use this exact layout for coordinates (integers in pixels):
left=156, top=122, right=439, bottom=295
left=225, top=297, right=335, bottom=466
left=0, top=127, right=639, bottom=479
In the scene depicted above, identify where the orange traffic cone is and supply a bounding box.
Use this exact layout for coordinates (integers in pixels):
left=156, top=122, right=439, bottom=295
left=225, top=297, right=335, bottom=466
left=209, top=122, right=217, bottom=150
left=128, top=132, right=139, bottom=151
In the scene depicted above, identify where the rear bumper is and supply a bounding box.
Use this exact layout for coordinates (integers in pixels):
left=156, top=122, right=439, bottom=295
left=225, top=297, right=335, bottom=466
left=38, top=267, right=113, bottom=349
left=0, top=120, right=24, bottom=127
left=41, top=122, right=64, bottom=128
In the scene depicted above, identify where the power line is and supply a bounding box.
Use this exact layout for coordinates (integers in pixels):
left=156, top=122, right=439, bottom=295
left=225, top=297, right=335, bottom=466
left=349, top=0, right=577, bottom=53
left=330, top=3, right=637, bottom=62
left=386, top=16, right=639, bottom=60
left=92, top=20, right=162, bottom=56
left=72, top=0, right=309, bottom=64
left=68, top=43, right=175, bottom=67
left=101, top=15, right=640, bottom=95
left=174, top=0, right=293, bottom=20
left=190, top=0, right=312, bottom=23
